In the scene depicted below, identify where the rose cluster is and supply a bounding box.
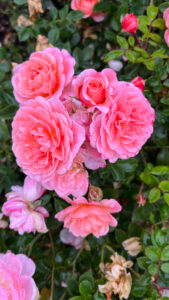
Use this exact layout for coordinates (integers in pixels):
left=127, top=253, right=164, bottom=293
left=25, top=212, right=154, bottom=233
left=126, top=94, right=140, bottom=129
left=2, top=46, right=155, bottom=239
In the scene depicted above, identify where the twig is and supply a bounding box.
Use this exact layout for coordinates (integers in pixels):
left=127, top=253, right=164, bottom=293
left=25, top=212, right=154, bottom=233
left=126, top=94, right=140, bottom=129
left=49, top=231, right=55, bottom=300
left=140, top=150, right=147, bottom=167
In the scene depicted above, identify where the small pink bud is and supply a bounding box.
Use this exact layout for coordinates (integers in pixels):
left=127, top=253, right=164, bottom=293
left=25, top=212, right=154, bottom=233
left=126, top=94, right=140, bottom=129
left=122, top=13, right=138, bottom=33
left=136, top=193, right=146, bottom=206
left=88, top=185, right=103, bottom=201
left=131, top=76, right=145, bottom=92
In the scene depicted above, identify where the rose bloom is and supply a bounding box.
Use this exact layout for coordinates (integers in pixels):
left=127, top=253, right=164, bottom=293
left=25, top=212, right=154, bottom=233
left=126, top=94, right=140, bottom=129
left=90, top=81, right=155, bottom=163
left=12, top=98, right=85, bottom=183
left=55, top=196, right=122, bottom=238
left=12, top=47, right=75, bottom=104
left=164, top=29, right=169, bottom=47
left=0, top=251, right=39, bottom=300
left=72, top=68, right=117, bottom=112
left=122, top=13, right=138, bottom=33
left=131, top=76, right=145, bottom=92
left=164, top=8, right=169, bottom=28
left=71, top=0, right=104, bottom=21
left=43, top=155, right=89, bottom=199
left=2, top=176, right=49, bottom=235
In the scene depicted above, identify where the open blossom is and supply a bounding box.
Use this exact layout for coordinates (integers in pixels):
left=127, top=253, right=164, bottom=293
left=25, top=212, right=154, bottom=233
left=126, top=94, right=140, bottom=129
left=12, top=47, right=75, bottom=104
left=73, top=69, right=117, bottom=112
left=121, top=13, right=138, bottom=33
left=12, top=98, right=85, bottom=183
left=71, top=0, right=104, bottom=21
left=0, top=251, right=40, bottom=300
left=55, top=197, right=122, bottom=238
left=131, top=76, right=145, bottom=92
left=60, top=228, right=83, bottom=249
left=2, top=176, right=49, bottom=235
left=43, top=155, right=89, bottom=199
left=0, top=213, right=8, bottom=229
left=90, top=81, right=155, bottom=163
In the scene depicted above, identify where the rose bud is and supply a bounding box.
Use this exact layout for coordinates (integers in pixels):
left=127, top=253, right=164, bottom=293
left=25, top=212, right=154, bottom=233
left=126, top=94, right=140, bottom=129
left=131, top=76, right=145, bottom=92
left=122, top=13, right=138, bottom=33
left=88, top=185, right=103, bottom=201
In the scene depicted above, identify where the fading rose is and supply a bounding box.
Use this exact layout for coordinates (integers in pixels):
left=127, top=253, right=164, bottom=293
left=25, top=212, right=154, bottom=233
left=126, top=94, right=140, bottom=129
left=73, top=68, right=117, bottom=112
left=90, top=81, right=155, bottom=163
left=55, top=196, right=122, bottom=238
left=2, top=176, right=49, bottom=234
left=121, top=13, right=138, bottom=33
left=0, top=251, right=40, bottom=300
left=12, top=47, right=75, bottom=104
left=71, top=0, right=104, bottom=21
left=12, top=98, right=85, bottom=183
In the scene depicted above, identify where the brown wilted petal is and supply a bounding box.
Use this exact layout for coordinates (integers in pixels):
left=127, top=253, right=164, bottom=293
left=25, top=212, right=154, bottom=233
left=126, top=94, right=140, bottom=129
left=122, top=237, right=142, bottom=257
left=27, top=0, right=44, bottom=21
left=35, top=35, right=53, bottom=51
left=17, top=15, right=34, bottom=27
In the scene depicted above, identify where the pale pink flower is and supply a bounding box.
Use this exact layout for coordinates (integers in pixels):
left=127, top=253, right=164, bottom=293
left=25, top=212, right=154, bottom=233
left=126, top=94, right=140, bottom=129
left=90, top=81, right=155, bottom=163
left=72, top=69, right=117, bottom=112
left=43, top=155, right=89, bottom=199
left=131, top=76, right=145, bottom=92
left=55, top=197, right=122, bottom=238
left=0, top=213, right=8, bottom=229
left=60, top=228, right=83, bottom=249
left=12, top=98, right=85, bottom=183
left=0, top=251, right=40, bottom=300
left=2, top=176, right=49, bottom=235
left=164, top=29, right=169, bottom=46
left=163, top=8, right=169, bottom=28
left=12, top=47, right=75, bottom=104
left=121, top=13, right=138, bottom=33
left=71, top=0, right=104, bottom=21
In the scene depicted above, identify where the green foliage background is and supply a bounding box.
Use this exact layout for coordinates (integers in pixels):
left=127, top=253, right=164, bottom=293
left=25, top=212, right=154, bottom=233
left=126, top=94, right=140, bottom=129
left=0, top=0, right=169, bottom=299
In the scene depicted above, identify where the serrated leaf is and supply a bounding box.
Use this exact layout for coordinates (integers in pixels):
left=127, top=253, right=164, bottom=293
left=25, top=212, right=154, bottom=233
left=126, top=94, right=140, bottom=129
left=161, top=263, right=169, bottom=274
left=148, top=263, right=158, bottom=275
left=147, top=5, right=158, bottom=20
left=161, top=246, right=169, bottom=261
left=104, top=50, right=123, bottom=62
left=145, top=246, right=160, bottom=262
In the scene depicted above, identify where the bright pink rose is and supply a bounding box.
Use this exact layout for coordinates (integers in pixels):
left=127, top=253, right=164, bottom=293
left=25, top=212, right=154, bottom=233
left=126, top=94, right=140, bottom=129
left=2, top=176, right=49, bottom=234
left=90, top=81, right=155, bottom=163
left=60, top=228, right=83, bottom=249
left=71, top=0, right=99, bottom=18
left=12, top=98, right=85, bottom=183
left=55, top=197, right=122, bottom=238
left=163, top=8, right=169, bottom=28
left=12, top=47, right=75, bottom=104
left=122, top=13, right=138, bottom=33
left=72, top=69, right=117, bottom=112
left=131, top=76, right=145, bottom=92
left=164, top=29, right=169, bottom=46
left=0, top=251, right=39, bottom=300
left=43, top=155, right=89, bottom=199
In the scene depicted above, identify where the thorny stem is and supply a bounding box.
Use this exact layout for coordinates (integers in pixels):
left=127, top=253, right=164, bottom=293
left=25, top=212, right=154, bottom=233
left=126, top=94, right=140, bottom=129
left=49, top=231, right=55, bottom=300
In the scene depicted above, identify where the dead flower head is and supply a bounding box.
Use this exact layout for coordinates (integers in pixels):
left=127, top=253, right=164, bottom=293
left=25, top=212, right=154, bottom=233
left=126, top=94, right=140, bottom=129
left=35, top=35, right=53, bottom=52
left=27, top=0, right=44, bottom=21
left=17, top=15, right=34, bottom=27
left=122, top=237, right=142, bottom=256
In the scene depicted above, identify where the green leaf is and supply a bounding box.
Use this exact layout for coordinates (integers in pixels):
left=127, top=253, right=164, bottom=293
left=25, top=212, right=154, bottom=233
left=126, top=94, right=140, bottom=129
left=137, top=257, right=151, bottom=270
left=161, top=246, right=169, bottom=261
left=82, top=47, right=94, bottom=62
left=153, top=229, right=167, bottom=248
left=159, top=2, right=169, bottom=13
left=59, top=5, right=69, bottom=19
left=93, top=291, right=105, bottom=300
left=164, top=194, right=169, bottom=205
left=79, top=270, right=94, bottom=285
left=152, top=18, right=165, bottom=29
left=67, top=278, right=79, bottom=295
left=134, top=47, right=149, bottom=58
left=67, top=10, right=84, bottom=22
left=145, top=246, right=160, bottom=262
left=161, top=263, right=169, bottom=274
left=148, top=264, right=158, bottom=275
left=148, top=188, right=161, bottom=203
left=132, top=285, right=146, bottom=298
left=18, top=27, right=31, bottom=41
left=104, top=50, right=123, bottom=62
left=151, top=166, right=169, bottom=175
left=147, top=5, right=159, bottom=20
left=128, top=36, right=135, bottom=47
left=0, top=121, right=9, bottom=140
left=0, top=105, right=18, bottom=119
left=14, top=0, right=27, bottom=4
left=48, top=28, right=59, bottom=44
left=125, top=50, right=139, bottom=63
left=0, top=61, right=10, bottom=72
left=159, top=181, right=169, bottom=192
left=49, top=7, right=58, bottom=19
left=69, top=297, right=83, bottom=300
left=79, top=280, right=93, bottom=296
left=152, top=50, right=168, bottom=59
left=115, top=229, right=127, bottom=244
left=116, top=35, right=128, bottom=49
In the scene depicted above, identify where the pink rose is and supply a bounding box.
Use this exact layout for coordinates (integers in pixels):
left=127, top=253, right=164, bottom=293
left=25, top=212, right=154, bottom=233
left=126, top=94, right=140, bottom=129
left=2, top=176, right=49, bottom=234
left=0, top=251, right=39, bottom=300
left=90, top=81, right=155, bottom=163
left=164, top=29, right=169, bottom=46
left=71, top=0, right=103, bottom=21
left=60, top=228, right=83, bottom=249
left=82, top=140, right=106, bottom=170
left=131, top=76, right=145, bottom=92
left=122, top=13, right=138, bottom=33
left=12, top=47, right=75, bottom=104
left=55, top=196, right=122, bottom=238
left=12, top=98, right=85, bottom=183
left=164, top=8, right=169, bottom=28
left=72, top=68, right=117, bottom=112
left=43, top=155, right=89, bottom=199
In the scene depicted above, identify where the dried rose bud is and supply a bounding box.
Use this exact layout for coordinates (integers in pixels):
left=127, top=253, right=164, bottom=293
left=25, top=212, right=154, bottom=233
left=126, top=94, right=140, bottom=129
left=122, top=13, right=138, bottom=33
left=122, top=237, right=142, bottom=256
left=17, top=15, right=34, bottom=27
left=88, top=185, right=103, bottom=201
left=131, top=76, right=145, bottom=92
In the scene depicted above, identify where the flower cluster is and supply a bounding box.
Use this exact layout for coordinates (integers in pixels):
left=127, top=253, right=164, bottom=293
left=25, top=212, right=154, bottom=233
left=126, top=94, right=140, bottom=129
left=163, top=8, right=169, bottom=46
left=2, top=46, right=155, bottom=238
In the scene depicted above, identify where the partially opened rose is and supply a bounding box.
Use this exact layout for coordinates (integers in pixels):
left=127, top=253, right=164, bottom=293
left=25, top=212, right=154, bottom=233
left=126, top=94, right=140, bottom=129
left=12, top=98, right=85, bottom=183
left=0, top=251, right=39, bottom=300
left=71, top=0, right=104, bottom=21
left=12, top=47, right=75, bottom=104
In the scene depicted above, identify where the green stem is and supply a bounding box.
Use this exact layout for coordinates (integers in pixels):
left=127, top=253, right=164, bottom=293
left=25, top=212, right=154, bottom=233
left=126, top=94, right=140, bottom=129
left=101, top=244, right=115, bottom=263
left=49, top=231, right=55, bottom=300
left=72, top=243, right=84, bottom=278
left=27, top=233, right=42, bottom=257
